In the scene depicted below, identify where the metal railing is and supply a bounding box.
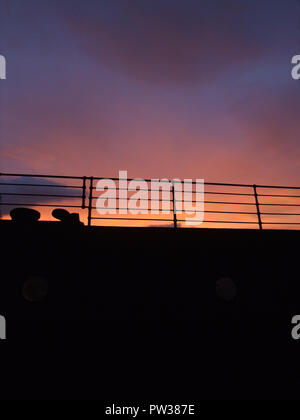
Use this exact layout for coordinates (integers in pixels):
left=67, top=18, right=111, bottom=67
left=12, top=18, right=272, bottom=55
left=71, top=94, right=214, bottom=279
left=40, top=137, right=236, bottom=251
left=1, top=172, right=300, bottom=230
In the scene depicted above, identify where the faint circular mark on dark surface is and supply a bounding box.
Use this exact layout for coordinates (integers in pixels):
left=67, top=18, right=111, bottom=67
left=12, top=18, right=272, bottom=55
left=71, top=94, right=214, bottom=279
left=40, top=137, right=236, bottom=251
left=216, top=277, right=237, bottom=302
left=22, top=276, right=49, bottom=302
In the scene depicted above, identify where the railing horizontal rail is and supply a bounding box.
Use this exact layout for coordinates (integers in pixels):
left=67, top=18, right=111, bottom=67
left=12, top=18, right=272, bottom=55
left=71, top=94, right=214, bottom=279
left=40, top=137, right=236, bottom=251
left=258, top=194, right=300, bottom=198
left=260, top=222, right=300, bottom=225
left=261, top=212, right=300, bottom=216
left=0, top=173, right=85, bottom=180
left=91, top=186, right=255, bottom=195
left=89, top=198, right=255, bottom=205
left=1, top=172, right=299, bottom=230
left=1, top=202, right=83, bottom=209
left=92, top=177, right=300, bottom=190
left=177, top=220, right=258, bottom=224
left=91, top=218, right=258, bottom=224
left=1, top=193, right=81, bottom=198
left=92, top=206, right=258, bottom=215
left=259, top=203, right=300, bottom=207
left=91, top=186, right=300, bottom=198
left=0, top=182, right=82, bottom=189
left=92, top=217, right=173, bottom=222
left=2, top=173, right=299, bottom=190
left=89, top=199, right=256, bottom=206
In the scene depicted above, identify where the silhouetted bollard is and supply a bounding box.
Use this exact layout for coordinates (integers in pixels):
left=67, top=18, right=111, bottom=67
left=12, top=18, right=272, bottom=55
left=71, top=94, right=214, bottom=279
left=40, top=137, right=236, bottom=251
left=52, top=208, right=83, bottom=226
left=10, top=207, right=40, bottom=223
left=52, top=208, right=70, bottom=222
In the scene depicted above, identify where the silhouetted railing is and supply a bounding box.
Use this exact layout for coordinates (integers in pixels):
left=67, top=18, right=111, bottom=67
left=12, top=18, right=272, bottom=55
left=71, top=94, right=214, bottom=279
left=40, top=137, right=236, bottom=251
left=1, top=172, right=300, bottom=230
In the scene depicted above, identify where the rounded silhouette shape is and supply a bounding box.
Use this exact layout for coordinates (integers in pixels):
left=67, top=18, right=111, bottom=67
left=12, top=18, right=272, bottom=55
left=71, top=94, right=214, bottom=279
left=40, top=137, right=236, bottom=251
left=52, top=208, right=70, bottom=221
left=22, top=276, right=49, bottom=303
left=216, top=277, right=237, bottom=302
left=10, top=207, right=40, bottom=223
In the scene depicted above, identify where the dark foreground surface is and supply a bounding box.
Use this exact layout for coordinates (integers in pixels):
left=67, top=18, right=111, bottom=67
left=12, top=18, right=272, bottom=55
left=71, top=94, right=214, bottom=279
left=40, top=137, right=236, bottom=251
left=0, top=220, right=300, bottom=399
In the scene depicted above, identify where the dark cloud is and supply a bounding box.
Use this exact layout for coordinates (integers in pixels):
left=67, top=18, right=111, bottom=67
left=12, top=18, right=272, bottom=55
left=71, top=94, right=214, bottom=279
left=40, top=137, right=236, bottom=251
left=56, top=0, right=270, bottom=85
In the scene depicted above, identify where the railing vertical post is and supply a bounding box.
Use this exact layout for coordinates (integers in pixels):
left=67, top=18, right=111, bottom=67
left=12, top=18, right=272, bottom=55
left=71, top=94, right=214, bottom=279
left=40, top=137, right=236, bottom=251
left=253, top=184, right=263, bottom=230
left=88, top=177, right=94, bottom=227
left=0, top=173, right=2, bottom=220
left=171, top=181, right=177, bottom=229
left=81, top=176, right=87, bottom=209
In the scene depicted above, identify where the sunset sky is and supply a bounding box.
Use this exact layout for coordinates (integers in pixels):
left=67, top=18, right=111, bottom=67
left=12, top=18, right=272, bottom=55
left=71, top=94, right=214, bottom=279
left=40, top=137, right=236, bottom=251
left=0, top=0, right=299, bottom=186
